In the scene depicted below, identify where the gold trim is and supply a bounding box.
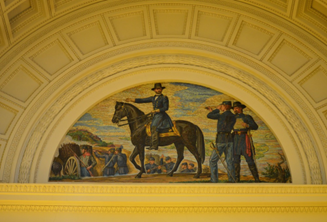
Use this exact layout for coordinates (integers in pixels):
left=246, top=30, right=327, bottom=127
left=1, top=184, right=327, bottom=194
left=146, top=121, right=181, bottom=137
left=0, top=204, right=326, bottom=213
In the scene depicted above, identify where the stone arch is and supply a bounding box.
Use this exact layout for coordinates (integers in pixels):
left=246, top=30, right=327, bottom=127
left=7, top=49, right=320, bottom=183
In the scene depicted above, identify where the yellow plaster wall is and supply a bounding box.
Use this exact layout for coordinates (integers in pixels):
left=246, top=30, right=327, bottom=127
left=0, top=184, right=327, bottom=222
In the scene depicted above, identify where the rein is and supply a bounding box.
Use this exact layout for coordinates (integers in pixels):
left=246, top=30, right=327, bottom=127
left=116, top=105, right=152, bottom=127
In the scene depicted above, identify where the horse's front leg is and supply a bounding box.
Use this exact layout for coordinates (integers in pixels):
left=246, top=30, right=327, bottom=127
left=135, top=144, right=145, bottom=178
left=129, top=147, right=141, bottom=170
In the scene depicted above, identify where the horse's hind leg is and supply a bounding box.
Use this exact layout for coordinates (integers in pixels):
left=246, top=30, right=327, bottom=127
left=167, top=142, right=184, bottom=177
left=130, top=147, right=141, bottom=170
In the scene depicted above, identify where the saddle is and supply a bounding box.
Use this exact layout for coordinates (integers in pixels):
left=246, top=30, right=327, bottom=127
left=145, top=121, right=181, bottom=137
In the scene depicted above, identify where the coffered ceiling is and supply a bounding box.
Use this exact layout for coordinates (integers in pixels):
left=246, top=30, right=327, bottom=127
left=0, top=0, right=326, bottom=183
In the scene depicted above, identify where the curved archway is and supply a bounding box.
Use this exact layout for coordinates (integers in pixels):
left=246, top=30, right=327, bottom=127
left=11, top=51, right=317, bottom=184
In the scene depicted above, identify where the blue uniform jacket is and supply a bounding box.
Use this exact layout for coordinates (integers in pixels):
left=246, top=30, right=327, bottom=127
left=207, top=109, right=236, bottom=143
left=233, top=113, right=258, bottom=155
left=135, top=94, right=173, bottom=131
left=116, top=153, right=129, bottom=174
left=160, top=158, right=175, bottom=172
left=95, top=153, right=117, bottom=168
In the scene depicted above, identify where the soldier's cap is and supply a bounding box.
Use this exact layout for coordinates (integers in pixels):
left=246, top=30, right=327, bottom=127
left=151, top=83, right=165, bottom=90
left=189, top=163, right=194, bottom=167
left=220, top=101, right=232, bottom=106
left=115, top=147, right=122, bottom=151
left=165, top=156, right=171, bottom=161
left=109, top=148, right=115, bottom=152
left=181, top=162, right=188, bottom=166
left=232, top=101, right=246, bottom=109
left=149, top=157, right=155, bottom=161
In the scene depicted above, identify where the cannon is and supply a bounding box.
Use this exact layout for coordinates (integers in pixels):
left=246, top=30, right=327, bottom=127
left=58, top=143, right=82, bottom=176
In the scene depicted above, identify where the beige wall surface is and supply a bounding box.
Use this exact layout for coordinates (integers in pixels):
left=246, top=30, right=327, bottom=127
left=0, top=0, right=326, bottom=220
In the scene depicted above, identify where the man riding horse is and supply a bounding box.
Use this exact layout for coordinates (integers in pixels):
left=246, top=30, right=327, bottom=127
left=126, top=83, right=173, bottom=150
left=112, top=94, right=205, bottom=178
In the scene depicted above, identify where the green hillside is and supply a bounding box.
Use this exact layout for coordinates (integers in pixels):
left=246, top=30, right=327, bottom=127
left=67, top=129, right=110, bottom=146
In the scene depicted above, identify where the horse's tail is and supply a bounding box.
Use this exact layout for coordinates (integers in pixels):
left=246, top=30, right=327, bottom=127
left=195, top=125, right=205, bottom=164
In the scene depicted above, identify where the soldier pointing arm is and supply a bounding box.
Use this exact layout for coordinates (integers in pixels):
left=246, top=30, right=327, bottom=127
left=207, top=101, right=236, bottom=183
left=126, top=83, right=173, bottom=150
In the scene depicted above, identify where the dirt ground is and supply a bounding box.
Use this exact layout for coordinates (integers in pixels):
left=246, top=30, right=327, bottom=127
left=51, top=146, right=285, bottom=183
left=49, top=172, right=277, bottom=183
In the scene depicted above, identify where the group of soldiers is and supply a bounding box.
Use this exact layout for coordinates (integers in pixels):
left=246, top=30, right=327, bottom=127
left=180, top=162, right=196, bottom=173
left=77, top=145, right=129, bottom=177
left=145, top=155, right=196, bottom=174
left=207, top=100, right=260, bottom=183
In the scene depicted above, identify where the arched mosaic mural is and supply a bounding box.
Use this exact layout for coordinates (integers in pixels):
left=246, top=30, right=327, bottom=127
left=49, top=82, right=291, bottom=183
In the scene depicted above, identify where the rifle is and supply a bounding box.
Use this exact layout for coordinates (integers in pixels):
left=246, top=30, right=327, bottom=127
left=100, top=153, right=116, bottom=172
left=205, top=106, right=216, bottom=110
left=210, top=142, right=236, bottom=182
left=146, top=164, right=162, bottom=174
left=68, top=147, right=94, bottom=177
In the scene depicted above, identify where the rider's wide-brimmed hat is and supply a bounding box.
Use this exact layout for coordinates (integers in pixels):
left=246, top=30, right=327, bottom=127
left=232, top=101, right=246, bottom=109
left=151, top=83, right=166, bottom=90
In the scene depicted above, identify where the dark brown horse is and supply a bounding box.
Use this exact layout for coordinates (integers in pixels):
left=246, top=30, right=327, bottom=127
left=112, top=102, right=205, bottom=178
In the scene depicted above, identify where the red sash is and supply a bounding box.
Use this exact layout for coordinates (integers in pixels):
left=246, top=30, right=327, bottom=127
left=245, top=134, right=252, bottom=157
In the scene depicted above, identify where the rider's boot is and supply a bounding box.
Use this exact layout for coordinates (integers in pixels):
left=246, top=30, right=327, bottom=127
left=148, top=126, right=159, bottom=150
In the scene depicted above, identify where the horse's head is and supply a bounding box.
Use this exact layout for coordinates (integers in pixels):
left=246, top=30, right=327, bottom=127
left=112, top=101, right=128, bottom=124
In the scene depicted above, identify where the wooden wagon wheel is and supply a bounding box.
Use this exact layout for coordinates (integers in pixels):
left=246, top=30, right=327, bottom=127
left=64, top=156, right=81, bottom=176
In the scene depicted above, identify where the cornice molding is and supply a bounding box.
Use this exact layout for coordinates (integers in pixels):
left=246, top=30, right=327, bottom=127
left=0, top=184, right=326, bottom=215
left=0, top=205, right=326, bottom=213
left=1, top=184, right=327, bottom=195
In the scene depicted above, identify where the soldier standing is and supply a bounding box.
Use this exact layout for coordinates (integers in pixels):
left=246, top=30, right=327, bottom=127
left=232, top=101, right=261, bottom=182
left=78, top=145, right=97, bottom=177
left=95, top=148, right=117, bottom=176
left=115, top=147, right=129, bottom=175
left=126, top=83, right=173, bottom=150
left=207, top=101, right=236, bottom=183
